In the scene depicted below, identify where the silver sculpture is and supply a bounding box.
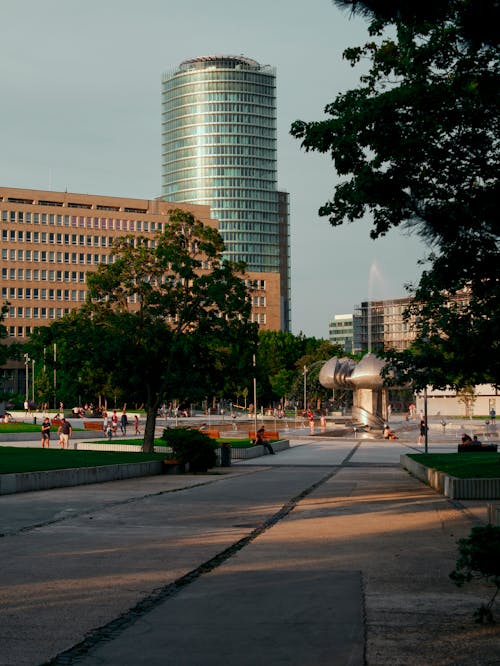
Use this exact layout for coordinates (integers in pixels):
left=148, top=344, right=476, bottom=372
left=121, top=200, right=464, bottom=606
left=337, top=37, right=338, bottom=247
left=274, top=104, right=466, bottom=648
left=319, top=354, right=389, bottom=430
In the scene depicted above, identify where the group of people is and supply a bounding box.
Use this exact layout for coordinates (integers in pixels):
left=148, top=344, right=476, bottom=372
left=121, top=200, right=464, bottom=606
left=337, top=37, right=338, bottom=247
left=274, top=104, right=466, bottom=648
left=461, top=433, right=482, bottom=446
left=40, top=416, right=72, bottom=449
left=40, top=410, right=142, bottom=447
left=102, top=411, right=141, bottom=438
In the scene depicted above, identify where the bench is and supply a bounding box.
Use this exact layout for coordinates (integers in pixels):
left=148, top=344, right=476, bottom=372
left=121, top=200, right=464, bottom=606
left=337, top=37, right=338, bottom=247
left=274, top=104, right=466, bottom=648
left=162, top=459, right=184, bottom=474
left=200, top=429, right=220, bottom=439
left=249, top=431, right=280, bottom=441
left=83, top=421, right=104, bottom=431
left=457, top=443, right=498, bottom=453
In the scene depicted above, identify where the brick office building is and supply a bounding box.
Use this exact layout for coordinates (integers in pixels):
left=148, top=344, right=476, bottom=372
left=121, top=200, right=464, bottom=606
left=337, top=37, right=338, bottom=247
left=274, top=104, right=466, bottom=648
left=0, top=186, right=282, bottom=393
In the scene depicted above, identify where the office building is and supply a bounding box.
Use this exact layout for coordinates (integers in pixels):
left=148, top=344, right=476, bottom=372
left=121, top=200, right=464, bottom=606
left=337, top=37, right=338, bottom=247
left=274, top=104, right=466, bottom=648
left=328, top=313, right=353, bottom=353
left=0, top=186, right=276, bottom=392
left=352, top=298, right=416, bottom=354
left=161, top=54, right=290, bottom=331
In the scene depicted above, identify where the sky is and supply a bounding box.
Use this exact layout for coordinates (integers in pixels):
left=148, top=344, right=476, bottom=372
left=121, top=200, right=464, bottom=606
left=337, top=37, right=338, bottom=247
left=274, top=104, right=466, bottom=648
left=1, top=0, right=427, bottom=338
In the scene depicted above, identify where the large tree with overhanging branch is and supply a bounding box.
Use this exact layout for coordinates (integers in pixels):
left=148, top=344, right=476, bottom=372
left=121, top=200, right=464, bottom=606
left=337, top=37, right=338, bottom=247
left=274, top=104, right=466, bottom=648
left=291, top=0, right=500, bottom=388
left=30, top=209, right=258, bottom=451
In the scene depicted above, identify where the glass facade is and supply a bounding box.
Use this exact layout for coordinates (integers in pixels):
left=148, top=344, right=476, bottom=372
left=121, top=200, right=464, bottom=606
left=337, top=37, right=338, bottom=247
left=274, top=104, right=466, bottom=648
left=161, top=55, right=281, bottom=274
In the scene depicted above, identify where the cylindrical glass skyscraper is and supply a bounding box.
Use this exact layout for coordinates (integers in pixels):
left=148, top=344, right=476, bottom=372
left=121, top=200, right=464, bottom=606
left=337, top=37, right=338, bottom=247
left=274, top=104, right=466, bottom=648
left=161, top=55, right=281, bottom=275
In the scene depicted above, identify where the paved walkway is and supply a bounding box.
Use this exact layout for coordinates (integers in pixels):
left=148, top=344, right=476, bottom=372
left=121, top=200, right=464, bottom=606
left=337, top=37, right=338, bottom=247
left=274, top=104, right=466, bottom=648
left=0, top=425, right=499, bottom=665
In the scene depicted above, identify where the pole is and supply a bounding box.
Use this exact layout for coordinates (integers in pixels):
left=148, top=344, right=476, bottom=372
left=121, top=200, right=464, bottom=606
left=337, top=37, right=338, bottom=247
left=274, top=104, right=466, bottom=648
left=32, top=359, right=35, bottom=404
left=24, top=353, right=29, bottom=403
left=424, top=385, right=428, bottom=454
left=53, top=343, right=57, bottom=410
left=303, top=365, right=307, bottom=411
left=253, top=354, right=258, bottom=437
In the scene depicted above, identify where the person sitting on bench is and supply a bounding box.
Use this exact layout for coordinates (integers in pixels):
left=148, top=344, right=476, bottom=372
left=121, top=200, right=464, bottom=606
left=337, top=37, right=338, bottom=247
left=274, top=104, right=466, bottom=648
left=255, top=427, right=275, bottom=455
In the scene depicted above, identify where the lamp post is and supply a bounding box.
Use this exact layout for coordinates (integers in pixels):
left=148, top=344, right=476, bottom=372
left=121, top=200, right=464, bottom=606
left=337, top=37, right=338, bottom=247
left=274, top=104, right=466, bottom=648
left=303, top=365, right=307, bottom=411
left=24, top=353, right=30, bottom=404
left=31, top=359, right=35, bottom=405
left=424, top=384, right=429, bottom=453
left=253, top=353, right=258, bottom=437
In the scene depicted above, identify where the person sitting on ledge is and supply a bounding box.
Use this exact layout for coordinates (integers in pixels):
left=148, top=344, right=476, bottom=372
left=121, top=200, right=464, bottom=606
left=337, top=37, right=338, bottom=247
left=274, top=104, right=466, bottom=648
left=383, top=424, right=398, bottom=440
left=255, top=427, right=275, bottom=455
left=472, top=435, right=482, bottom=446
left=461, top=433, right=473, bottom=445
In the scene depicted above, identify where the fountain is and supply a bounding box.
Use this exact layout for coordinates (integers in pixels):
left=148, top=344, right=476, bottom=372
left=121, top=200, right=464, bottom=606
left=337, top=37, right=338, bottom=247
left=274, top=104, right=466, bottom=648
left=319, top=354, right=389, bottom=431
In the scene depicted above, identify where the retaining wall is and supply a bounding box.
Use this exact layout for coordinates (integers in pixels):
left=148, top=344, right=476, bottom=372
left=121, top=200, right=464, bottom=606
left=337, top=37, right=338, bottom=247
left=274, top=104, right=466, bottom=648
left=400, top=454, right=500, bottom=500
left=0, top=461, right=163, bottom=496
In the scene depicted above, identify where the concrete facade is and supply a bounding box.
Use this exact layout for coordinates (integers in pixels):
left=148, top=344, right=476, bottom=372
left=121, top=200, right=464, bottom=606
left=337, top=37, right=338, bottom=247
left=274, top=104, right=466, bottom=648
left=0, top=185, right=283, bottom=346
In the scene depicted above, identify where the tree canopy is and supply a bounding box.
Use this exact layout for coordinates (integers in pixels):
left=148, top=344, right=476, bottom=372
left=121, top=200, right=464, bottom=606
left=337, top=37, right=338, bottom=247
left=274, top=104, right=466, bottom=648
left=30, top=209, right=258, bottom=450
left=291, top=0, right=500, bottom=387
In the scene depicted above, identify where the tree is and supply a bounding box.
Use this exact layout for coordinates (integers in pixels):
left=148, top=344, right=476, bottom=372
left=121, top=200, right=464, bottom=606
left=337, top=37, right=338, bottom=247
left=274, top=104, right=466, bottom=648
left=291, top=0, right=500, bottom=387
left=30, top=209, right=257, bottom=451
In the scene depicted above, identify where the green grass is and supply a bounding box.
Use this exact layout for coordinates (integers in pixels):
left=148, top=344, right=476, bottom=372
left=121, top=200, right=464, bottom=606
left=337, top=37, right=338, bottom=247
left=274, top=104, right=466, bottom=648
left=0, top=423, right=50, bottom=433
left=408, top=452, right=500, bottom=479
left=0, top=447, right=169, bottom=475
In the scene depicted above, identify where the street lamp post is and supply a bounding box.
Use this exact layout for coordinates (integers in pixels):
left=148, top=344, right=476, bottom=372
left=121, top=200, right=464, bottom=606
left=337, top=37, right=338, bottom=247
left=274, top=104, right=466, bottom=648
left=24, top=353, right=30, bottom=405
left=424, top=385, right=429, bottom=453
left=303, top=365, right=307, bottom=411
left=253, top=354, right=258, bottom=437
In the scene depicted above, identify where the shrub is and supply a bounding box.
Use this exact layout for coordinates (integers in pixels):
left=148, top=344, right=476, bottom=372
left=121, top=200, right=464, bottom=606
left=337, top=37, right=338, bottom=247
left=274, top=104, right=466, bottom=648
left=161, top=427, right=217, bottom=472
left=449, top=524, right=500, bottom=623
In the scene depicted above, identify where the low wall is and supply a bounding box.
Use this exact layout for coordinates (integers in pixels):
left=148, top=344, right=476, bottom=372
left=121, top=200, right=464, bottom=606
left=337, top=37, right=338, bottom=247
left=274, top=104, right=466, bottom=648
left=400, top=454, right=500, bottom=500
left=0, top=461, right=164, bottom=496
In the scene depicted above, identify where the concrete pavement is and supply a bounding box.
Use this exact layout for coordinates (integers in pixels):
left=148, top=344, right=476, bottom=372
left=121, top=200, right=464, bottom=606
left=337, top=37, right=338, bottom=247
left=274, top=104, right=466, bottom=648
left=0, top=429, right=499, bottom=665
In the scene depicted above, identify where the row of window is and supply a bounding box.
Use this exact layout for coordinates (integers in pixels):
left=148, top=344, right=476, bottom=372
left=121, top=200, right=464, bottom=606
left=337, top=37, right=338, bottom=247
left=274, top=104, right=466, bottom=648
left=1, top=210, right=164, bottom=232
left=2, top=250, right=111, bottom=264
left=165, top=144, right=275, bottom=161
left=162, top=158, right=276, bottom=176
left=2, top=231, right=116, bottom=246
left=2, top=269, right=86, bottom=282
left=162, top=124, right=275, bottom=142
left=163, top=91, right=275, bottom=113
left=165, top=134, right=275, bottom=154
left=162, top=102, right=275, bottom=123
left=169, top=69, right=274, bottom=86
left=6, top=293, right=85, bottom=308
left=162, top=113, right=275, bottom=132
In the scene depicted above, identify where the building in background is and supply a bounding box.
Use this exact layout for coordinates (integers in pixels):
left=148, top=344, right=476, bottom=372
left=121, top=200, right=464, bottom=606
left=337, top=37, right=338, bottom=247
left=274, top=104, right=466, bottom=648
left=352, top=297, right=416, bottom=354
left=328, top=313, right=353, bottom=353
left=161, top=54, right=290, bottom=332
left=0, top=186, right=268, bottom=395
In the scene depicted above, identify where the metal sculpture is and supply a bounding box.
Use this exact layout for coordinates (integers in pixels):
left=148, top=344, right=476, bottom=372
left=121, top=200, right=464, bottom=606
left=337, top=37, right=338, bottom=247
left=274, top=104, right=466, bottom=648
left=319, top=354, right=388, bottom=430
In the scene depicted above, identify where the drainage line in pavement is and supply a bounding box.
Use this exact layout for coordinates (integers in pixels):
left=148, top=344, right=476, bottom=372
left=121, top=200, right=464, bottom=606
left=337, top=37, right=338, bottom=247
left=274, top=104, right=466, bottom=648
left=43, top=465, right=344, bottom=665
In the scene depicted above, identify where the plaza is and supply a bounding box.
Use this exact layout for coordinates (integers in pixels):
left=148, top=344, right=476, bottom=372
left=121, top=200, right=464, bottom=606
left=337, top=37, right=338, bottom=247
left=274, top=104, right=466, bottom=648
left=0, top=416, right=499, bottom=665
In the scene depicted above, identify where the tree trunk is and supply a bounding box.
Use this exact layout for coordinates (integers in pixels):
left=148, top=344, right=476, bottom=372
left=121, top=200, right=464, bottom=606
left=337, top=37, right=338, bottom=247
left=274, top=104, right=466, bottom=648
left=142, top=404, right=158, bottom=452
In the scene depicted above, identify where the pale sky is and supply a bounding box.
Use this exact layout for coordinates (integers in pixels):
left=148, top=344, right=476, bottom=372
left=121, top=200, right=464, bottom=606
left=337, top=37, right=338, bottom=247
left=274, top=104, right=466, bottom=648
left=1, top=0, right=426, bottom=338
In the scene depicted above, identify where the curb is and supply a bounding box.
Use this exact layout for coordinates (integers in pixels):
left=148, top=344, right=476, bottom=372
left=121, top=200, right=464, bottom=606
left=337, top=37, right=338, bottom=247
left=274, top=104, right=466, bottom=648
left=0, top=461, right=163, bottom=496
left=400, top=454, right=500, bottom=500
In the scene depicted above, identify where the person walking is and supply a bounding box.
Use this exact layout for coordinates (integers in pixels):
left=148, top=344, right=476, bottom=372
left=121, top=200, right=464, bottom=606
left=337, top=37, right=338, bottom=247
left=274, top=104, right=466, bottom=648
left=418, top=418, right=427, bottom=445
left=255, top=427, right=275, bottom=455
left=41, top=417, right=51, bottom=448
left=57, top=417, right=72, bottom=449
left=120, top=411, right=128, bottom=435
left=134, top=414, right=141, bottom=435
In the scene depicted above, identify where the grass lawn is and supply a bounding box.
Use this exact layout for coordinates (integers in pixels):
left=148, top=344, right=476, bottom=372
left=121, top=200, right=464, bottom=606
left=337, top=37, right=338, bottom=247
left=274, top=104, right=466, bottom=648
left=0, top=423, right=49, bottom=433
left=408, top=452, right=500, bottom=479
left=0, top=447, right=168, bottom=475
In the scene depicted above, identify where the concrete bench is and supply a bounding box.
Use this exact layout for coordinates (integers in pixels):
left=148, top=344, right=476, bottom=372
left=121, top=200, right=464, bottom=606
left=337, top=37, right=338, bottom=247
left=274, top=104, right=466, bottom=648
left=83, top=421, right=104, bottom=431
left=249, top=431, right=280, bottom=441
left=457, top=443, right=498, bottom=453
